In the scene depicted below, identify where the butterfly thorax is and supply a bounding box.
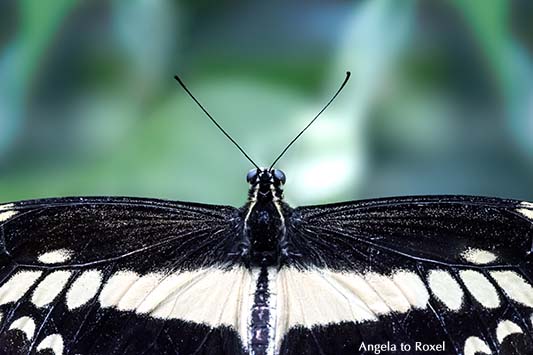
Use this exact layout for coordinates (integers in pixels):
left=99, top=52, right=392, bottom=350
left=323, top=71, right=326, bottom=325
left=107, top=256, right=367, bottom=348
left=243, top=168, right=287, bottom=266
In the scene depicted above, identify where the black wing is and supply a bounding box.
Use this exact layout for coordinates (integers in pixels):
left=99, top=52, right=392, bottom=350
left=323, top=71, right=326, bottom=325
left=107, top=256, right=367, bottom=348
left=283, top=195, right=533, bottom=355
left=0, top=197, right=245, bottom=355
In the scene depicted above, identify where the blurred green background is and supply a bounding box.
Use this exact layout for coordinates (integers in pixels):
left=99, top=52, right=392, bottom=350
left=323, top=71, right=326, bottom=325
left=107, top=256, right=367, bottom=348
left=0, top=0, right=532, bottom=207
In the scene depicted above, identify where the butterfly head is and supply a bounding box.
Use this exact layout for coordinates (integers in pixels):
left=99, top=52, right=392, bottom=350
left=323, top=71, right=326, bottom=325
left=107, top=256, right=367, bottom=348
left=246, top=168, right=286, bottom=186
left=246, top=168, right=285, bottom=201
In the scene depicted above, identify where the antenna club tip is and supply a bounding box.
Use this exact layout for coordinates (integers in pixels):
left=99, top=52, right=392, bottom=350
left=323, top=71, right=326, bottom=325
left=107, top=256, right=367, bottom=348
left=346, top=71, right=351, bottom=77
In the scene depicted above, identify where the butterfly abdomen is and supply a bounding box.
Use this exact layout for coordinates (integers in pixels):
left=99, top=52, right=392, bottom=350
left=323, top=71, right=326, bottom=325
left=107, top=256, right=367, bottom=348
left=249, top=267, right=276, bottom=355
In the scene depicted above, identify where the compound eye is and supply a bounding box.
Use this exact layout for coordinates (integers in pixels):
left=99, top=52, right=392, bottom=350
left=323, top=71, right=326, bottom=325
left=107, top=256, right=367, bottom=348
left=272, top=169, right=286, bottom=185
left=246, top=169, right=259, bottom=183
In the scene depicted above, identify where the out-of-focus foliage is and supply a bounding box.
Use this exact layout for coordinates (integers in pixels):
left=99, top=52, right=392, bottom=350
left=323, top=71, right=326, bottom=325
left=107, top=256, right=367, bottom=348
left=0, top=0, right=531, bottom=206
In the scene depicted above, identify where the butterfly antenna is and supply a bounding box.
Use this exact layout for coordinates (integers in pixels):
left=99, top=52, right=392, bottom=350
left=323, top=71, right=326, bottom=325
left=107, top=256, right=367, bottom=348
left=269, top=71, right=351, bottom=170
left=174, top=75, right=260, bottom=170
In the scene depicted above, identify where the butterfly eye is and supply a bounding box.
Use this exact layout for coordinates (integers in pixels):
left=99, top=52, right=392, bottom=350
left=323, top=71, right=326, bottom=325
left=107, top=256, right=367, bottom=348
left=272, top=169, right=286, bottom=185
left=246, top=169, right=259, bottom=183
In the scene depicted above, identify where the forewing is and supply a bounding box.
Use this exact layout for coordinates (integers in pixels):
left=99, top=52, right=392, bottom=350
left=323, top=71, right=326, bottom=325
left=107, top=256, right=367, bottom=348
left=0, top=197, right=246, bottom=355
left=282, top=195, right=533, bottom=355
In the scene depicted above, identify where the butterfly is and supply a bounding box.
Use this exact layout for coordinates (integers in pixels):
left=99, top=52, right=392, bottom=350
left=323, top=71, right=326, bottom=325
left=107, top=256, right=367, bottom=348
left=0, top=73, right=532, bottom=355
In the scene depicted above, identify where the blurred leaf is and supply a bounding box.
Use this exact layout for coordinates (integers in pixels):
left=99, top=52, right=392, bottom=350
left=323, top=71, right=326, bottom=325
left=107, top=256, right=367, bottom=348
left=453, top=0, right=533, bottom=160
left=0, top=1, right=78, bottom=158
left=452, top=0, right=508, bottom=77
left=287, top=0, right=415, bottom=204
left=19, top=0, right=80, bottom=83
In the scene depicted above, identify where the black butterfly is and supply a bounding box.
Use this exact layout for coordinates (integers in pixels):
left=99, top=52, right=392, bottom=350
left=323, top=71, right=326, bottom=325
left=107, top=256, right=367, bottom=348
left=1, top=73, right=533, bottom=355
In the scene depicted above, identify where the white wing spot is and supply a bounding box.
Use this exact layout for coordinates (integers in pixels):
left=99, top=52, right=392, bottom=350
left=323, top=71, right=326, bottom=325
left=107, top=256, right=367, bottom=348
left=98, top=266, right=257, bottom=345
left=118, top=273, right=163, bottom=311
left=137, top=272, right=199, bottom=314
left=518, top=208, right=533, bottom=220
left=459, top=270, right=499, bottom=308
left=9, top=316, right=36, bottom=340
left=0, top=270, right=43, bottom=305
left=365, top=272, right=411, bottom=313
left=66, top=270, right=102, bottom=310
left=149, top=268, right=253, bottom=322
left=518, top=201, right=533, bottom=219
left=38, top=249, right=73, bottom=264
left=0, top=210, right=17, bottom=222
left=392, top=271, right=430, bottom=309
left=496, top=320, right=523, bottom=343
left=99, top=270, right=140, bottom=308
left=32, top=271, right=72, bottom=308
left=274, top=267, right=385, bottom=348
left=491, top=271, right=533, bottom=307
left=148, top=267, right=254, bottom=345
left=464, top=336, right=491, bottom=355
left=37, top=333, right=64, bottom=355
left=427, top=270, right=463, bottom=311
left=461, top=248, right=497, bottom=265
left=0, top=203, right=14, bottom=211
left=324, top=271, right=389, bottom=315
left=521, top=201, right=533, bottom=208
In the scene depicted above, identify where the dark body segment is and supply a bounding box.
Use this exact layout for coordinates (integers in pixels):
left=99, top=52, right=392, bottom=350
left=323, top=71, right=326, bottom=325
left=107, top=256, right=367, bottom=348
left=245, top=200, right=285, bottom=266
left=243, top=168, right=287, bottom=267
left=249, top=267, right=272, bottom=355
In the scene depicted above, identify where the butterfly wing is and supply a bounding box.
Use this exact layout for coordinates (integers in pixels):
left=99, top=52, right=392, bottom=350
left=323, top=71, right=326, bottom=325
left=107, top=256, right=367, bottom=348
left=281, top=195, right=533, bottom=355
left=3, top=195, right=533, bottom=355
left=0, top=197, right=247, bottom=355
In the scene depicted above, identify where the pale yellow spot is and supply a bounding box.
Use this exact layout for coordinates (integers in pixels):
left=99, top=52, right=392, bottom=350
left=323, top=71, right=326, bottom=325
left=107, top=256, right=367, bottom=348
left=464, top=336, right=490, bottom=355
left=427, top=270, right=463, bottom=311
left=496, top=320, right=522, bottom=343
left=9, top=316, right=36, bottom=340
left=461, top=248, right=497, bottom=265
left=518, top=208, right=533, bottom=220
left=38, top=249, right=73, bottom=264
left=0, top=210, right=17, bottom=222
